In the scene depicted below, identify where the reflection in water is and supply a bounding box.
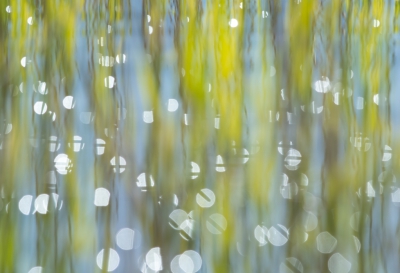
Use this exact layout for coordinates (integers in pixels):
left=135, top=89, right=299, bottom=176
left=1, top=0, right=400, bottom=272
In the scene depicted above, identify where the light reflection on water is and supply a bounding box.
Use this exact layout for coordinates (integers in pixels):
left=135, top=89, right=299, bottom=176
left=1, top=0, right=400, bottom=272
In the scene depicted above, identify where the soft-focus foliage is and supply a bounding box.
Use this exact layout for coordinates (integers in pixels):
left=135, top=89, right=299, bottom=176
left=0, top=0, right=400, bottom=272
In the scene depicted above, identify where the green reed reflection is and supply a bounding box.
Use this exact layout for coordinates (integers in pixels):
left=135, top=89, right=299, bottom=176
left=0, top=0, right=399, bottom=272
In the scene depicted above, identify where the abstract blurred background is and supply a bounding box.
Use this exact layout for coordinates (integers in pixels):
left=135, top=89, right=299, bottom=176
left=1, top=0, right=400, bottom=272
